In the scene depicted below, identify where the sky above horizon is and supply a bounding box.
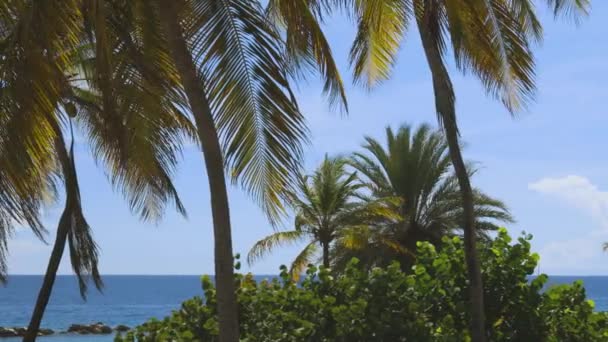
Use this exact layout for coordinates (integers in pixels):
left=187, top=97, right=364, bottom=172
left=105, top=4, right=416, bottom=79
left=7, top=4, right=608, bottom=277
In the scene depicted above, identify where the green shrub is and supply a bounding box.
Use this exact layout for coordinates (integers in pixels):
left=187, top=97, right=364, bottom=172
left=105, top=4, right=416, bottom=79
left=116, top=229, right=608, bottom=341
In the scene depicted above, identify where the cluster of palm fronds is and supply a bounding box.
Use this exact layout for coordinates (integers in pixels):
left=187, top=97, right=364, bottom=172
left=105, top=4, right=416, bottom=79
left=1, top=1, right=590, bottom=341
left=248, top=124, right=514, bottom=278
left=0, top=1, right=342, bottom=340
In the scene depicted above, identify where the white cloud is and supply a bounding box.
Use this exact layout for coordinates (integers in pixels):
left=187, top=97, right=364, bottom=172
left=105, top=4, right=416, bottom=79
left=528, top=175, right=608, bottom=231
left=529, top=175, right=608, bottom=274
left=537, top=236, right=608, bottom=275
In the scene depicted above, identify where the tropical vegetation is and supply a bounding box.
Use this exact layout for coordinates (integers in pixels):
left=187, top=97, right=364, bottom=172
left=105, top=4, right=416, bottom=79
left=249, top=124, right=513, bottom=278
left=0, top=31, right=189, bottom=341
left=0, top=1, right=344, bottom=340
left=298, top=1, right=591, bottom=339
left=0, top=0, right=599, bottom=341
left=117, top=229, right=608, bottom=342
left=334, top=124, right=513, bottom=272
left=248, top=155, right=398, bottom=279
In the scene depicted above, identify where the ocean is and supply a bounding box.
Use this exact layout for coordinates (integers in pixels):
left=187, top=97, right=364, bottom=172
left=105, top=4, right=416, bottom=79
left=1, top=275, right=607, bottom=341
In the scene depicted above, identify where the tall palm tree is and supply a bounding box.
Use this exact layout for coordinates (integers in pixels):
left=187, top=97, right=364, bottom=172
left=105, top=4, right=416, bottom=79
left=27, top=91, right=189, bottom=342
left=23, top=121, right=100, bottom=342
left=248, top=156, right=395, bottom=279
left=2, top=2, right=346, bottom=341
left=333, top=124, right=513, bottom=271
left=285, top=1, right=588, bottom=339
left=1, top=16, right=190, bottom=341
left=155, top=2, right=313, bottom=339
left=0, top=92, right=188, bottom=341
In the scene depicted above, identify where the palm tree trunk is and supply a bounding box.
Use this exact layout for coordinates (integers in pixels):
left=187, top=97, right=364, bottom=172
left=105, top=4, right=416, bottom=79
left=322, top=242, right=330, bottom=269
left=23, top=211, right=70, bottom=342
left=23, top=136, right=74, bottom=342
left=158, top=2, right=239, bottom=342
left=417, top=12, right=487, bottom=342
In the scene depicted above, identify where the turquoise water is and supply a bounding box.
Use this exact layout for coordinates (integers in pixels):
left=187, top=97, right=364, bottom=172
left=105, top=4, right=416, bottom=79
left=1, top=275, right=607, bottom=341
left=0, top=275, right=236, bottom=342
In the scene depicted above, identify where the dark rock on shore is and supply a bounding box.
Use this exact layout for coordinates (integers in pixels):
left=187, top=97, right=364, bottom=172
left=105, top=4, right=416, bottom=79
left=0, top=327, right=54, bottom=337
left=67, top=324, right=88, bottom=334
left=115, top=324, right=130, bottom=332
left=68, top=322, right=113, bottom=335
left=0, top=327, right=18, bottom=338
left=38, top=328, right=54, bottom=336
left=0, top=322, right=127, bottom=338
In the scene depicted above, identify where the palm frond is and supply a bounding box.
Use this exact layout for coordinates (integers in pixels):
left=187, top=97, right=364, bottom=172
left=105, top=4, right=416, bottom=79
left=249, top=155, right=379, bottom=270
left=188, top=0, right=309, bottom=224
left=446, top=0, right=536, bottom=112
left=0, top=0, right=189, bottom=288
left=343, top=123, right=513, bottom=270
left=56, top=130, right=103, bottom=298
left=506, top=0, right=543, bottom=42
left=339, top=226, right=368, bottom=251
left=0, top=2, right=79, bottom=281
left=545, top=0, right=590, bottom=21
left=247, top=230, right=305, bottom=265
left=348, top=0, right=411, bottom=88
left=73, top=84, right=188, bottom=222
left=267, top=0, right=348, bottom=111
left=472, top=190, right=514, bottom=223
left=289, top=241, right=318, bottom=281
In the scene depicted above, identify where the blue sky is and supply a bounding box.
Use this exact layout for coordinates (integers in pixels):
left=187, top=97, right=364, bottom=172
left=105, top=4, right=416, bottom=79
left=8, top=3, right=608, bottom=276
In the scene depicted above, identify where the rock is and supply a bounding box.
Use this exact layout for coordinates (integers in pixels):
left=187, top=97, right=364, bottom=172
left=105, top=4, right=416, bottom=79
left=115, top=324, right=130, bottom=332
left=0, top=327, right=53, bottom=337
left=68, top=324, right=88, bottom=333
left=92, top=323, right=112, bottom=334
left=68, top=323, right=112, bottom=335
left=0, top=327, right=18, bottom=337
left=38, top=328, right=54, bottom=336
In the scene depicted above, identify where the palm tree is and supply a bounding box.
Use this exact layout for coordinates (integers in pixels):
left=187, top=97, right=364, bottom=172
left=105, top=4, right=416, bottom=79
left=333, top=124, right=513, bottom=272
left=155, top=2, right=313, bottom=339
left=23, top=122, right=101, bottom=342
left=0, top=102, right=187, bottom=341
left=285, top=1, right=588, bottom=339
left=1, top=23, right=190, bottom=341
left=248, top=156, right=395, bottom=279
left=28, top=91, right=189, bottom=342
left=2, top=2, right=346, bottom=341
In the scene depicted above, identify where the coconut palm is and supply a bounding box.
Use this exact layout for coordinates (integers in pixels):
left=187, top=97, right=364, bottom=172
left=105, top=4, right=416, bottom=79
left=156, top=2, right=311, bottom=339
left=332, top=124, right=513, bottom=272
left=1, top=1, right=346, bottom=340
left=23, top=121, right=102, bottom=342
left=34, top=89, right=190, bottom=342
left=248, top=156, right=396, bottom=279
left=0, top=20, right=192, bottom=341
left=282, top=1, right=589, bottom=339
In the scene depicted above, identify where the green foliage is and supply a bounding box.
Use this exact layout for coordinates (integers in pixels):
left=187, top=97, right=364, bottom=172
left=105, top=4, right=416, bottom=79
left=247, top=155, right=397, bottom=279
left=334, top=123, right=513, bottom=272
left=117, top=231, right=608, bottom=342
left=542, top=281, right=608, bottom=342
